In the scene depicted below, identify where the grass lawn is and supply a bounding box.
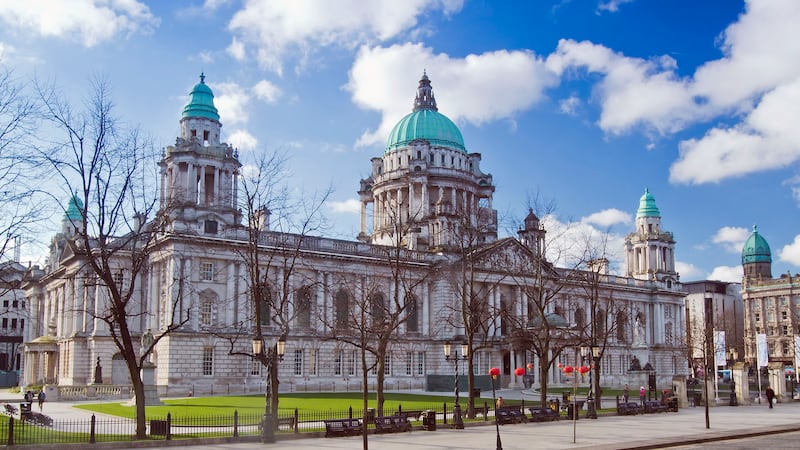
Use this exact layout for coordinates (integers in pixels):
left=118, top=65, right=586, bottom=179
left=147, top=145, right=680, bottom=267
left=75, top=392, right=467, bottom=419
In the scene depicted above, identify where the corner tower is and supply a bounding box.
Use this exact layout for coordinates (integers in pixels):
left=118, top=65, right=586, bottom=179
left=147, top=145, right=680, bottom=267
left=358, top=72, right=496, bottom=251
left=741, top=225, right=772, bottom=279
left=625, top=188, right=677, bottom=283
left=159, top=74, right=242, bottom=234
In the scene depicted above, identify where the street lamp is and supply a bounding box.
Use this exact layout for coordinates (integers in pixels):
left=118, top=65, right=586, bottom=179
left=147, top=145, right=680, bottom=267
left=488, top=367, right=502, bottom=450
left=586, top=344, right=600, bottom=419
left=562, top=346, right=590, bottom=444
left=252, top=335, right=286, bottom=443
left=727, top=348, right=739, bottom=406
left=444, top=341, right=469, bottom=429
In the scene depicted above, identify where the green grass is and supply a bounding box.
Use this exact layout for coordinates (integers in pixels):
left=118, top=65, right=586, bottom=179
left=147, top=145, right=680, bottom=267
left=75, top=392, right=465, bottom=419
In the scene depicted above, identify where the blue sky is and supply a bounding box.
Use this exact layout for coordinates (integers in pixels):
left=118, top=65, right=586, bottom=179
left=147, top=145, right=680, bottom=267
left=2, top=0, right=800, bottom=283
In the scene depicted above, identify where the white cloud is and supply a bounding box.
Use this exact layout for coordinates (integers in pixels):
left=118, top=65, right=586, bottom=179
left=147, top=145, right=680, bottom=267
left=228, top=129, right=258, bottom=151
left=778, top=235, right=800, bottom=267
left=253, top=80, right=281, bottom=103
left=597, top=0, right=635, bottom=13
left=198, top=51, right=214, bottom=64
left=581, top=208, right=631, bottom=228
left=227, top=0, right=464, bottom=74
left=545, top=0, right=800, bottom=184
left=711, top=226, right=750, bottom=253
left=675, top=261, right=703, bottom=280
left=329, top=198, right=361, bottom=214
left=227, top=37, right=245, bottom=61
left=540, top=213, right=626, bottom=272
left=347, top=43, right=557, bottom=147
left=559, top=95, right=581, bottom=115
left=707, top=265, right=742, bottom=283
left=213, top=82, right=250, bottom=125
left=0, top=0, right=159, bottom=47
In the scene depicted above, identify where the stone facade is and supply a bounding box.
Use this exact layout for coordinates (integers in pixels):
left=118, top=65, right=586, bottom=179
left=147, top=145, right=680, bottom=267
left=20, top=74, right=688, bottom=396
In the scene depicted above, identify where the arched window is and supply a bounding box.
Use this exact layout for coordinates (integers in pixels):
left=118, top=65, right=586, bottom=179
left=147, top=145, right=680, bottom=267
left=370, top=292, right=385, bottom=326
left=295, top=285, right=312, bottom=329
left=616, top=312, right=627, bottom=342
left=335, top=290, right=349, bottom=329
left=575, top=308, right=586, bottom=331
left=406, top=295, right=419, bottom=333
left=596, top=309, right=607, bottom=337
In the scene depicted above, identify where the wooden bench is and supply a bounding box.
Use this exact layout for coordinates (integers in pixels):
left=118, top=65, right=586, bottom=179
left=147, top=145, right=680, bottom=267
left=617, top=402, right=643, bottom=415
left=528, top=406, right=559, bottom=422
left=395, top=409, right=424, bottom=421
left=643, top=400, right=668, bottom=413
left=496, top=406, right=527, bottom=424
left=277, top=416, right=296, bottom=431
left=324, top=418, right=362, bottom=437
left=374, top=415, right=412, bottom=433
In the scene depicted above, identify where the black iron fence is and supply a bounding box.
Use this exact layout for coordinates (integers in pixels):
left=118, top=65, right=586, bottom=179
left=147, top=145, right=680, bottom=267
left=0, top=400, right=509, bottom=446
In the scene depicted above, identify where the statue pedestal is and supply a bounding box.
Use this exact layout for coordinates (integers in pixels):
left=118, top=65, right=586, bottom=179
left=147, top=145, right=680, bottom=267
left=126, top=362, right=163, bottom=406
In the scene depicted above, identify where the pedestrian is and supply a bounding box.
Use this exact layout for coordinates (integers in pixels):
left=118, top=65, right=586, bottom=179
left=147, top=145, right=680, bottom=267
left=496, top=396, right=504, bottom=409
left=37, top=390, right=46, bottom=411
left=623, top=384, right=629, bottom=403
left=765, top=385, right=775, bottom=409
left=639, top=386, right=646, bottom=405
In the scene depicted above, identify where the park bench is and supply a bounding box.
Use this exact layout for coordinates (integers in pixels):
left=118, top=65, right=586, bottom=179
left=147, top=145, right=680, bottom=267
left=528, top=406, right=559, bottom=422
left=374, top=415, right=412, bottom=433
left=643, top=400, right=668, bottom=413
left=324, top=418, right=362, bottom=437
left=617, top=402, right=643, bottom=415
left=277, top=416, right=296, bottom=431
left=496, top=405, right=527, bottom=424
left=395, top=409, right=424, bottom=421
left=2, top=403, right=18, bottom=416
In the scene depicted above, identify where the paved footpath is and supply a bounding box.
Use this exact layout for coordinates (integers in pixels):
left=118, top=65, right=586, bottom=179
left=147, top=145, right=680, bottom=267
left=23, top=395, right=800, bottom=450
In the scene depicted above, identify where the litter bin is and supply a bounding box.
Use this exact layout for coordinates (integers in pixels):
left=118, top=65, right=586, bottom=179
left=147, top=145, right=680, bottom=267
left=422, top=410, right=436, bottom=431
left=150, top=419, right=168, bottom=436
left=522, top=375, right=534, bottom=389
left=562, top=391, right=571, bottom=403
left=566, top=403, right=579, bottom=420
left=365, top=408, right=375, bottom=424
left=19, top=402, right=31, bottom=421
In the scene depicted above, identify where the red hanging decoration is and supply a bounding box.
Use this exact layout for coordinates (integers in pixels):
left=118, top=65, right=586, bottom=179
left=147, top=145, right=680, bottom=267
left=514, top=367, right=525, bottom=376
left=579, top=365, right=590, bottom=374
left=526, top=363, right=534, bottom=370
left=489, top=367, right=501, bottom=377
left=563, top=365, right=574, bottom=374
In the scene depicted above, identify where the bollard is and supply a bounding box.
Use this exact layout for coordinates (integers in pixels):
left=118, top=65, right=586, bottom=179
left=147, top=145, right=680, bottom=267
left=233, top=410, right=239, bottom=437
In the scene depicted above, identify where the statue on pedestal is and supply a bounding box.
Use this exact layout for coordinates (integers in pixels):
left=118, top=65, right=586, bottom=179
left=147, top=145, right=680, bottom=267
left=141, top=329, right=154, bottom=363
left=93, top=357, right=103, bottom=384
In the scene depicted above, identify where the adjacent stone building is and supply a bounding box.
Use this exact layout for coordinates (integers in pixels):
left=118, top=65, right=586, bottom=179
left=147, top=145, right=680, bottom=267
left=21, top=73, right=688, bottom=397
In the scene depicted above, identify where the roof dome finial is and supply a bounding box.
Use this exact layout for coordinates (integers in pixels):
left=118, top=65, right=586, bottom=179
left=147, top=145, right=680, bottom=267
left=413, top=71, right=437, bottom=112
left=636, top=187, right=660, bottom=218
left=200, top=72, right=206, bottom=84
left=182, top=73, right=219, bottom=121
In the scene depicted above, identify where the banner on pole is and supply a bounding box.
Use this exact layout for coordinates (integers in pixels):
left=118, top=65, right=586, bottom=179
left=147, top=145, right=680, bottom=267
left=757, top=333, right=768, bottom=367
left=794, top=335, right=800, bottom=371
left=714, top=331, right=726, bottom=367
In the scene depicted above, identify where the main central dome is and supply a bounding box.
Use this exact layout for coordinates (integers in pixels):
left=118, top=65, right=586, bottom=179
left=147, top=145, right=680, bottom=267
left=385, top=73, right=465, bottom=153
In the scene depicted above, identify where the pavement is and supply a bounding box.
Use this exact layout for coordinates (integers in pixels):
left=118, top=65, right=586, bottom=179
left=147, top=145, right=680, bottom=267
left=5, top=389, right=800, bottom=449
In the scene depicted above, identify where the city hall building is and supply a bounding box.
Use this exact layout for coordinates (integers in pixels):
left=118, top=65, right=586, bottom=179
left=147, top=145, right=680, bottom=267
left=21, top=74, right=687, bottom=397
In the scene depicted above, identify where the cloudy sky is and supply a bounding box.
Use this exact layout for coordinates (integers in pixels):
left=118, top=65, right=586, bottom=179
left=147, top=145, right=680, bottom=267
left=2, top=0, right=800, bottom=282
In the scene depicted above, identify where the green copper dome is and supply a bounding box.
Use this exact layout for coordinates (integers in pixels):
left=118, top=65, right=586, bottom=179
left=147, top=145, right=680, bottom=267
left=386, top=72, right=465, bottom=153
left=636, top=188, right=660, bottom=218
left=182, top=73, right=219, bottom=121
left=742, top=225, right=772, bottom=264
left=65, top=193, right=83, bottom=221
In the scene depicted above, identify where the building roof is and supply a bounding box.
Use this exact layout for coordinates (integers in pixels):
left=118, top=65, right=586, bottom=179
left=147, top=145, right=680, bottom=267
left=182, top=73, right=220, bottom=121
left=64, top=193, right=83, bottom=221
left=742, top=225, right=772, bottom=264
left=386, top=72, right=465, bottom=153
left=636, top=188, right=660, bottom=218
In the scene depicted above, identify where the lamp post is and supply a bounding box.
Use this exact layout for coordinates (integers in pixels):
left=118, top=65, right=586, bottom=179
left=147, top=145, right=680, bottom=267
left=586, top=344, right=600, bottom=419
left=253, top=335, right=286, bottom=443
left=727, top=348, right=738, bottom=406
left=444, top=341, right=468, bottom=429
left=562, top=346, right=589, bottom=444
left=488, top=367, right=502, bottom=450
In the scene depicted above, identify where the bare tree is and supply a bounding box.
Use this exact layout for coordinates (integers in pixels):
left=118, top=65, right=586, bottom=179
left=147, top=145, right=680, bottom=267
left=36, top=77, right=187, bottom=439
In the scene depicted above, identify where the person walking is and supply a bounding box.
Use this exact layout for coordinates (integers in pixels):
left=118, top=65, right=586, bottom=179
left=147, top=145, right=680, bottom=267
left=37, top=390, right=46, bottom=411
left=639, top=386, right=646, bottom=405
left=496, top=396, right=504, bottom=409
left=623, top=384, right=629, bottom=403
left=765, top=385, right=775, bottom=409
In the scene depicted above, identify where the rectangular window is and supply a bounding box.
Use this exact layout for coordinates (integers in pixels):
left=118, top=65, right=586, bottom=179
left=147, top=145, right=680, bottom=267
left=20, top=319, right=24, bottom=331
left=347, top=350, right=356, bottom=376
left=783, top=325, right=789, bottom=336
left=309, top=349, right=318, bottom=376
left=755, top=313, right=760, bottom=322
left=783, top=342, right=791, bottom=354
left=10, top=319, right=16, bottom=329
left=2, top=300, right=7, bottom=308
left=12, top=300, right=17, bottom=308
left=384, top=354, right=391, bottom=376
left=406, top=353, right=413, bottom=376
left=202, top=347, right=213, bottom=376
left=294, top=349, right=303, bottom=376
left=417, top=351, right=425, bottom=376
left=200, top=301, right=212, bottom=325
left=782, top=311, right=788, bottom=320
left=200, top=262, right=214, bottom=281
left=114, top=270, right=124, bottom=289
left=780, top=297, right=788, bottom=306
left=334, top=351, right=343, bottom=376
left=251, top=359, right=261, bottom=376
left=1, top=318, right=6, bottom=328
